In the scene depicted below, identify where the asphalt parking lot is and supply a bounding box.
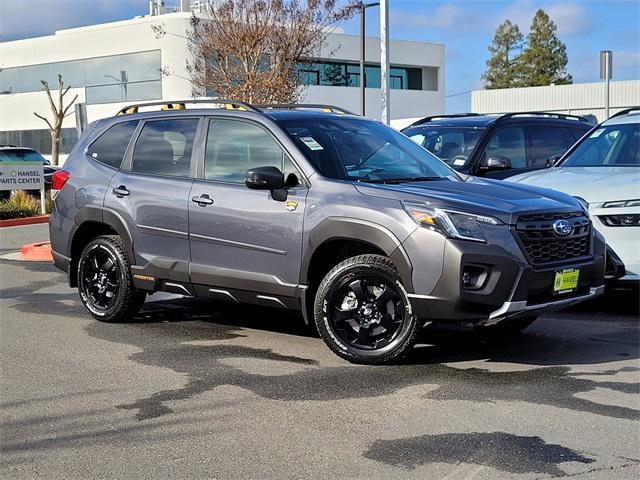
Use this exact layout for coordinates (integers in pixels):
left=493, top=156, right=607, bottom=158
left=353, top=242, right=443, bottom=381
left=1, top=224, right=639, bottom=479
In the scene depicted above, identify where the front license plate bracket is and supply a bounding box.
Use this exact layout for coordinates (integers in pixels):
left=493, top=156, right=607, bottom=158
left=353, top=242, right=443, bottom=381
left=553, top=269, right=580, bottom=294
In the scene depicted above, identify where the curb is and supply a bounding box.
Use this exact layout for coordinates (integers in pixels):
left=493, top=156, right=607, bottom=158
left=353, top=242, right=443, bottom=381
left=20, top=242, right=53, bottom=262
left=0, top=214, right=50, bottom=228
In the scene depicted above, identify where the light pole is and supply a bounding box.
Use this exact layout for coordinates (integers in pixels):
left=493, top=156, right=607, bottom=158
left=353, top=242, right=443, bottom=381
left=380, top=0, right=390, bottom=124
left=358, top=2, right=379, bottom=116
left=600, top=50, right=613, bottom=119
left=104, top=70, right=128, bottom=101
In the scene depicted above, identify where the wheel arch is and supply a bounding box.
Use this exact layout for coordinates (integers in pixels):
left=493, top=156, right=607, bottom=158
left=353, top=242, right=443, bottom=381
left=299, top=218, right=414, bottom=325
left=68, top=207, right=135, bottom=287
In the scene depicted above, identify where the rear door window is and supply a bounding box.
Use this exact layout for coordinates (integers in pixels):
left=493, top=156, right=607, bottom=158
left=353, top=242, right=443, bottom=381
left=526, top=126, right=570, bottom=167
left=131, top=118, right=198, bottom=178
left=87, top=120, right=138, bottom=169
left=483, top=127, right=526, bottom=168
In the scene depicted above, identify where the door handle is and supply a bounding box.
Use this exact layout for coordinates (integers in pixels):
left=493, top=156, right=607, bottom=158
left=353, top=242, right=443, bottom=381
left=192, top=194, right=214, bottom=206
left=112, top=185, right=129, bottom=197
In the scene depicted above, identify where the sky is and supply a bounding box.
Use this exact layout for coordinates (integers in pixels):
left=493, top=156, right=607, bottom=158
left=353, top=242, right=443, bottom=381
left=1, top=0, right=639, bottom=112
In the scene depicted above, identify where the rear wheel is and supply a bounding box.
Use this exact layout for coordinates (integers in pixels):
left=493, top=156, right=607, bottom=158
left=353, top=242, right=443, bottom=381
left=314, top=255, right=419, bottom=364
left=77, top=235, right=146, bottom=322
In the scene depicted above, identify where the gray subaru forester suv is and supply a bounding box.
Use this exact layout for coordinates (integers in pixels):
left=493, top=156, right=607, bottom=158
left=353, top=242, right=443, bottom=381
left=49, top=100, right=606, bottom=364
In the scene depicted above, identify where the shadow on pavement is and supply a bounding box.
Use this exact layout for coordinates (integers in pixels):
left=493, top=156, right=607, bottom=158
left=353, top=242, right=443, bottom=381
left=76, top=294, right=640, bottom=423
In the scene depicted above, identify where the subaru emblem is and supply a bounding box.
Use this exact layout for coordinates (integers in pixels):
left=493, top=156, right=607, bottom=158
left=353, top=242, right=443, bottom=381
left=552, top=219, right=573, bottom=237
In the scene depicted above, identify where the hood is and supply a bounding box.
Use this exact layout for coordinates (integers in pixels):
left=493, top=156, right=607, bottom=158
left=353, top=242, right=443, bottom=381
left=508, top=167, right=640, bottom=204
left=354, top=177, right=582, bottom=225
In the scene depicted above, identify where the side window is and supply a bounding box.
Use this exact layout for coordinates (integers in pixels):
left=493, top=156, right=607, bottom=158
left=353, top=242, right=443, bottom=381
left=527, top=126, right=569, bottom=167
left=483, top=127, right=526, bottom=168
left=131, top=118, right=198, bottom=178
left=87, top=120, right=138, bottom=169
left=569, top=128, right=589, bottom=143
left=204, top=119, right=300, bottom=185
left=408, top=133, right=426, bottom=147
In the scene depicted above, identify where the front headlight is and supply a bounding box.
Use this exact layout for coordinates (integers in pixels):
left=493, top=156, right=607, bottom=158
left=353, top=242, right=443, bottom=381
left=602, top=199, right=640, bottom=208
left=573, top=196, right=590, bottom=215
left=402, top=201, right=503, bottom=242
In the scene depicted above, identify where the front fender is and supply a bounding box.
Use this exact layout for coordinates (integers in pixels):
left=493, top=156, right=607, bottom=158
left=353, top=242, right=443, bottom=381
left=301, top=217, right=414, bottom=291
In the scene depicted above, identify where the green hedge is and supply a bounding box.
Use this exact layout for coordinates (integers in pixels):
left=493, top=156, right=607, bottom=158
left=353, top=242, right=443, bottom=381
left=0, top=191, right=52, bottom=220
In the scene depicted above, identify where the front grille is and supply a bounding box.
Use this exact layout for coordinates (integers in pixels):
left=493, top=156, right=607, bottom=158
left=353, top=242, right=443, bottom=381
left=515, top=211, right=591, bottom=265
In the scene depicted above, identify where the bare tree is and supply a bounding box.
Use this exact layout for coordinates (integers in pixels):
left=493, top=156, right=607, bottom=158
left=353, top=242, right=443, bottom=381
left=33, top=75, right=78, bottom=166
left=185, top=0, right=357, bottom=104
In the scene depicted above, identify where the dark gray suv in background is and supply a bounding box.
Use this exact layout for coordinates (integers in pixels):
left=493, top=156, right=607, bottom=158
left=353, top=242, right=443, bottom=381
left=49, top=100, right=606, bottom=364
left=401, top=112, right=594, bottom=179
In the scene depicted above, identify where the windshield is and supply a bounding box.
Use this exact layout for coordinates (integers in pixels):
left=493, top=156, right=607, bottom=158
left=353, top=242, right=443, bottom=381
left=561, top=123, right=639, bottom=167
left=402, top=125, right=485, bottom=170
left=0, top=148, right=47, bottom=163
left=276, top=117, right=457, bottom=183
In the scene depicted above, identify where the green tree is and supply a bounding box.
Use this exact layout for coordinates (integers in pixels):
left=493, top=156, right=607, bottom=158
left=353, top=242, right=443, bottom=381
left=518, top=9, right=572, bottom=86
left=481, top=19, right=524, bottom=89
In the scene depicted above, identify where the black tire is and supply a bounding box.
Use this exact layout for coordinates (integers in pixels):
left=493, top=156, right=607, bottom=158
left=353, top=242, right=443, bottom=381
left=314, top=254, right=419, bottom=364
left=77, top=235, right=146, bottom=322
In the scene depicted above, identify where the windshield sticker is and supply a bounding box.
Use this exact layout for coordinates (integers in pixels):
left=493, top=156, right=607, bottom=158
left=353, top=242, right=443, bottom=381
left=299, top=136, right=324, bottom=151
left=453, top=158, right=466, bottom=166
left=590, top=128, right=605, bottom=138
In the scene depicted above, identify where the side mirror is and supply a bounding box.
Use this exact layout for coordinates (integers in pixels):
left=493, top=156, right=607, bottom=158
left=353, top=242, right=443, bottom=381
left=545, top=154, right=561, bottom=167
left=245, top=166, right=284, bottom=191
left=480, top=155, right=512, bottom=171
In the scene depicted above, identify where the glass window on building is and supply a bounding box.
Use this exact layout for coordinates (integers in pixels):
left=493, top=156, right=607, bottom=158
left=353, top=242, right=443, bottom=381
left=0, top=51, right=162, bottom=104
left=297, top=61, right=425, bottom=91
left=0, top=129, right=79, bottom=155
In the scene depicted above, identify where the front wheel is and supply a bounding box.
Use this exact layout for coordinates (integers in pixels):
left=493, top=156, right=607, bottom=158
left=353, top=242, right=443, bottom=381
left=314, top=255, right=419, bottom=364
left=77, top=235, right=146, bottom=322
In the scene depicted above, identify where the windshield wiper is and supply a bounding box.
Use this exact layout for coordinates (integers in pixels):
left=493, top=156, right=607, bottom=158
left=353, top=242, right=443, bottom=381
left=360, top=177, right=443, bottom=184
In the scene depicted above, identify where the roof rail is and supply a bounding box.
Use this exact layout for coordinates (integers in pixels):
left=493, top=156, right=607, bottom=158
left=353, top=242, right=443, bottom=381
left=116, top=98, right=261, bottom=116
left=493, top=111, right=592, bottom=123
left=257, top=104, right=357, bottom=115
left=609, top=107, right=640, bottom=119
left=407, top=113, right=481, bottom=128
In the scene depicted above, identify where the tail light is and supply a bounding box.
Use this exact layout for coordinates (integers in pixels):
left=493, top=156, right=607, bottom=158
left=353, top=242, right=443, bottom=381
left=51, top=170, right=70, bottom=200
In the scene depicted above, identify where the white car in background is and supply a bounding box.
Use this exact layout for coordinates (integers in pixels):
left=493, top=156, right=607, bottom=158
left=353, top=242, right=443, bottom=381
left=508, top=108, right=640, bottom=285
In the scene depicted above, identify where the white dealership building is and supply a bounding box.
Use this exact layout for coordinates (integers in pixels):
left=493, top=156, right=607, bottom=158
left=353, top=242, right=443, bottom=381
left=0, top=4, right=445, bottom=158
left=472, top=80, right=640, bottom=123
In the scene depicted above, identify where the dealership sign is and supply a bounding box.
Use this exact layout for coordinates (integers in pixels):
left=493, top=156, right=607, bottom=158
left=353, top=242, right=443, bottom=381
left=0, top=161, right=44, bottom=191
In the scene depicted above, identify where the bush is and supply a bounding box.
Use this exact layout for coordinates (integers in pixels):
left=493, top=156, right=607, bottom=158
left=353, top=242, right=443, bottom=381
left=0, top=190, right=52, bottom=220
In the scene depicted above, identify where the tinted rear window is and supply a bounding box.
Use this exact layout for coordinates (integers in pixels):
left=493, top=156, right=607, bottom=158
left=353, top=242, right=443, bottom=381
left=0, top=149, right=46, bottom=162
left=87, top=120, right=138, bottom=169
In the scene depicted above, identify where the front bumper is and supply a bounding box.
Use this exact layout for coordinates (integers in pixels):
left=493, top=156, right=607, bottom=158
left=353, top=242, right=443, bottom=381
left=407, top=228, right=606, bottom=326
left=481, top=285, right=604, bottom=326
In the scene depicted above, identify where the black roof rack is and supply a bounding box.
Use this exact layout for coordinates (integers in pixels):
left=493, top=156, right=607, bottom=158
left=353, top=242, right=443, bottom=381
left=492, top=111, right=592, bottom=123
left=116, top=98, right=261, bottom=115
left=609, top=107, right=640, bottom=119
left=258, top=104, right=357, bottom=115
left=407, top=113, right=481, bottom=127
left=0, top=144, right=18, bottom=148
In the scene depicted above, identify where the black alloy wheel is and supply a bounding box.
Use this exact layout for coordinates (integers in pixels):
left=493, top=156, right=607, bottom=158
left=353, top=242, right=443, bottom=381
left=314, top=254, right=420, bottom=364
left=77, top=235, right=146, bottom=322
left=330, top=275, right=406, bottom=350
left=80, top=246, right=120, bottom=311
